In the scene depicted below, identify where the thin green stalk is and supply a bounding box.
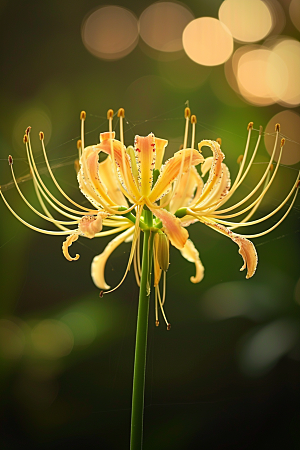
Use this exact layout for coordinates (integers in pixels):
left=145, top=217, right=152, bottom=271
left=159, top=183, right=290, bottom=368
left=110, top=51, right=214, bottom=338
left=130, top=210, right=153, bottom=450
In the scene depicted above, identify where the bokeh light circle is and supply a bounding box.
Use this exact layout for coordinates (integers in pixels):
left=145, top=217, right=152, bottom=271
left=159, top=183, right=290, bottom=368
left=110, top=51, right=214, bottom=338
left=270, top=39, right=300, bottom=107
left=289, top=0, right=300, bottom=33
left=139, top=2, right=194, bottom=52
left=218, top=0, right=273, bottom=43
left=0, top=319, right=25, bottom=359
left=82, top=6, right=139, bottom=60
left=264, top=110, right=300, bottom=165
left=183, top=17, right=233, bottom=66
left=31, top=319, right=74, bottom=359
left=13, top=107, right=52, bottom=152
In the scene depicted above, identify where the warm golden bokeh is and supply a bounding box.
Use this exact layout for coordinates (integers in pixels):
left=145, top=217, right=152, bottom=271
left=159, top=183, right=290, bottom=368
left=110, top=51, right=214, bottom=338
left=289, top=0, right=300, bottom=33
left=264, top=110, right=300, bottom=165
left=218, top=0, right=272, bottom=43
left=183, top=17, right=233, bottom=66
left=139, top=2, right=194, bottom=52
left=81, top=6, right=139, bottom=60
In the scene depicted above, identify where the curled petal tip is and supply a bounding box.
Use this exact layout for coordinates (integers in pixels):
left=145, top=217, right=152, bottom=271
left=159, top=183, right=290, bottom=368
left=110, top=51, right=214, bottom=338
left=62, top=234, right=80, bottom=261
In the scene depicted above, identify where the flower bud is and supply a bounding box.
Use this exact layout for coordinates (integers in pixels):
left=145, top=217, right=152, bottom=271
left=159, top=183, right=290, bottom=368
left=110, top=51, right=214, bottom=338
left=156, top=233, right=169, bottom=272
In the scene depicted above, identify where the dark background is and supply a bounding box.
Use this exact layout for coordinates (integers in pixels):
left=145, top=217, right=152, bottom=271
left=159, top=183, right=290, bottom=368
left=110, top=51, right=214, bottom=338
left=0, top=0, right=300, bottom=448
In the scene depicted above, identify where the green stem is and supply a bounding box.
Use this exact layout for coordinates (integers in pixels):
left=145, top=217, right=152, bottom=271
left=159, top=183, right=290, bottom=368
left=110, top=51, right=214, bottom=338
left=130, top=212, right=153, bottom=450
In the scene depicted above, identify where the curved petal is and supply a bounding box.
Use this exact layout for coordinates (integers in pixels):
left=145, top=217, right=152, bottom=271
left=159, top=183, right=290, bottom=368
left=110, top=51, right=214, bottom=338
left=98, top=156, right=128, bottom=206
left=62, top=233, right=79, bottom=261
left=78, top=212, right=107, bottom=239
left=180, top=239, right=204, bottom=283
left=95, top=138, right=140, bottom=201
left=202, top=220, right=258, bottom=279
left=155, top=137, right=168, bottom=170
left=199, top=161, right=231, bottom=209
left=195, top=140, right=226, bottom=205
left=149, top=148, right=204, bottom=204
left=135, top=134, right=156, bottom=197
left=150, top=207, right=188, bottom=249
left=91, top=227, right=134, bottom=290
left=170, top=167, right=204, bottom=213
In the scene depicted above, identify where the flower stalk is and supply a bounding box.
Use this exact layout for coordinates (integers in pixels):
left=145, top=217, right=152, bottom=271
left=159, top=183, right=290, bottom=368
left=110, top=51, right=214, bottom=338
left=130, top=209, right=154, bottom=450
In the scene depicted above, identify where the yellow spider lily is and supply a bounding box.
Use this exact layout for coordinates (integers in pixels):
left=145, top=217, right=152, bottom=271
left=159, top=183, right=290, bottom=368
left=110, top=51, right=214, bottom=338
left=1, top=108, right=299, bottom=329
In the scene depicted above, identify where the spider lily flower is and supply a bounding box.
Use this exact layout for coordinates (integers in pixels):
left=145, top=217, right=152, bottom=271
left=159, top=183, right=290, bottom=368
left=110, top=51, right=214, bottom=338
left=1, top=108, right=299, bottom=329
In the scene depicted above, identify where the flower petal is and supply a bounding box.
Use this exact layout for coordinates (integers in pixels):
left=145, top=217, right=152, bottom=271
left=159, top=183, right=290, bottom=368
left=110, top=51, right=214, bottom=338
left=180, top=239, right=204, bottom=283
left=202, top=220, right=258, bottom=279
left=135, top=133, right=156, bottom=197
left=78, top=212, right=107, bottom=239
left=149, top=148, right=203, bottom=204
left=98, top=156, right=128, bottom=206
left=91, top=227, right=134, bottom=290
left=196, top=140, right=226, bottom=205
left=96, top=137, right=140, bottom=201
left=150, top=207, right=188, bottom=249
left=62, top=233, right=80, bottom=261
left=199, top=160, right=231, bottom=208
left=170, top=166, right=204, bottom=213
left=155, top=137, right=168, bottom=170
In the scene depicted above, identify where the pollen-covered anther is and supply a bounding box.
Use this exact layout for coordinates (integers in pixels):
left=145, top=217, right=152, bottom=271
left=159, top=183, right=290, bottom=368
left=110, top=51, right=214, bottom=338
left=247, top=122, right=254, bottom=131
left=107, top=109, right=114, bottom=119
left=99, top=290, right=104, bottom=298
left=39, top=131, right=44, bottom=141
left=155, top=320, right=159, bottom=327
left=167, top=323, right=171, bottom=331
left=117, top=108, right=125, bottom=118
left=80, top=111, right=86, bottom=120
left=237, top=155, right=243, bottom=164
left=77, top=139, right=82, bottom=150
left=184, top=107, right=191, bottom=119
left=191, top=114, right=197, bottom=124
left=280, top=138, right=285, bottom=147
left=297, top=180, right=300, bottom=189
left=8, top=155, right=13, bottom=165
left=216, top=138, right=222, bottom=146
left=25, top=126, right=31, bottom=136
left=259, top=125, right=263, bottom=135
left=23, top=135, right=28, bottom=144
left=275, top=123, right=280, bottom=132
left=269, top=163, right=274, bottom=172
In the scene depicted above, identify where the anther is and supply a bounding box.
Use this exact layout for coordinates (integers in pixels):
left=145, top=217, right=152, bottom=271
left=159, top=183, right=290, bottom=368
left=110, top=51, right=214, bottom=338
left=269, top=163, right=274, bottom=172
left=117, top=108, right=125, bottom=118
left=99, top=290, right=104, bottom=298
left=297, top=180, right=300, bottom=189
left=8, top=155, right=13, bottom=165
left=179, top=144, right=183, bottom=150
left=259, top=125, right=263, bottom=135
left=155, top=320, right=159, bottom=327
left=216, top=138, right=222, bottom=146
left=39, top=131, right=44, bottom=140
left=237, top=155, right=243, bottom=164
left=280, top=138, right=285, bottom=147
left=275, top=123, right=280, bottom=132
left=23, top=135, right=28, bottom=144
left=247, top=122, right=253, bottom=131
left=25, top=126, right=31, bottom=136
left=80, top=111, right=86, bottom=121
left=107, top=109, right=114, bottom=119
left=167, top=323, right=171, bottom=331
left=184, top=107, right=191, bottom=119
left=191, top=114, right=197, bottom=124
left=77, top=139, right=82, bottom=150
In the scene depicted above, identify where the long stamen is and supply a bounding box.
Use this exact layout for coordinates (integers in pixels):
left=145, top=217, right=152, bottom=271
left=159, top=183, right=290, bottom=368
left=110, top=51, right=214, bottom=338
left=39, top=131, right=92, bottom=212
left=103, top=205, right=142, bottom=295
left=157, top=284, right=171, bottom=330
left=233, top=184, right=299, bottom=239
left=26, top=131, right=98, bottom=217
left=211, top=169, right=299, bottom=228
left=9, top=155, right=79, bottom=226
left=80, top=110, right=86, bottom=159
left=159, top=108, right=191, bottom=209
left=0, top=187, right=74, bottom=235
left=155, top=287, right=159, bottom=326
left=211, top=138, right=284, bottom=220
left=203, top=125, right=280, bottom=215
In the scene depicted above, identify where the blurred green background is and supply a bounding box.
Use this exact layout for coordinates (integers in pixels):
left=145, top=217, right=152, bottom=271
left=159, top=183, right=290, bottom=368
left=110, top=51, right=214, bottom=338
left=0, top=0, right=300, bottom=448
